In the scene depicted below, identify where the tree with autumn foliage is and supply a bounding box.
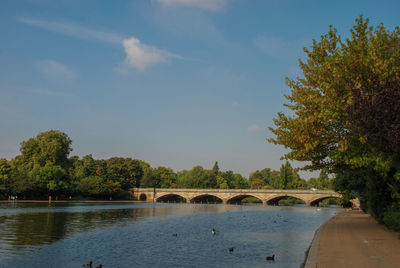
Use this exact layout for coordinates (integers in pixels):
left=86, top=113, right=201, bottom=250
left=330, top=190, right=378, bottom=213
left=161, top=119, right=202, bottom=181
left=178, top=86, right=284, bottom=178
left=269, top=16, right=400, bottom=230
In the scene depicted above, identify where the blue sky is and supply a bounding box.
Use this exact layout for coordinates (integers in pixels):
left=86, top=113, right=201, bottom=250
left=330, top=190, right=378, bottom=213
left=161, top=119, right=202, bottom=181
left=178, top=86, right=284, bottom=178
left=1, top=0, right=399, bottom=178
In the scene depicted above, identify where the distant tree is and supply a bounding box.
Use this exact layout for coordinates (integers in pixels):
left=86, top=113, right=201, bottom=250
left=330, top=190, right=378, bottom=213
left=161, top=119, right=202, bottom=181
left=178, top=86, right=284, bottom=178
left=307, top=177, right=321, bottom=189
left=269, top=170, right=281, bottom=189
left=138, top=160, right=155, bottom=188
left=231, top=173, right=249, bottom=189
left=9, top=176, right=36, bottom=198
left=176, top=166, right=217, bottom=189
left=288, top=178, right=308, bottom=189
left=20, top=130, right=72, bottom=169
left=0, top=159, right=11, bottom=180
left=216, top=175, right=229, bottom=189
left=0, top=159, right=12, bottom=196
left=105, top=157, right=143, bottom=190
left=153, top=167, right=177, bottom=188
left=212, top=161, right=220, bottom=175
left=16, top=130, right=72, bottom=195
left=76, top=176, right=112, bottom=198
left=278, top=161, right=299, bottom=189
left=249, top=168, right=271, bottom=188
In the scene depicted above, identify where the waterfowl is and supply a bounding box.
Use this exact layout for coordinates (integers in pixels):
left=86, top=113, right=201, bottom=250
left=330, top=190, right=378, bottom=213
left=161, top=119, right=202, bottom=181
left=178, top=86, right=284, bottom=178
left=228, top=247, right=234, bottom=252
left=266, top=254, right=275, bottom=261
left=83, top=261, right=92, bottom=267
left=172, top=233, right=178, bottom=237
left=212, top=228, right=218, bottom=235
left=96, top=265, right=102, bottom=268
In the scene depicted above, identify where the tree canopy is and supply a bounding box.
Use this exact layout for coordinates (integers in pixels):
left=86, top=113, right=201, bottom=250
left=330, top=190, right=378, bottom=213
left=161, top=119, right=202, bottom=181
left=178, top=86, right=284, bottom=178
left=269, top=16, right=400, bottom=230
left=1, top=130, right=336, bottom=204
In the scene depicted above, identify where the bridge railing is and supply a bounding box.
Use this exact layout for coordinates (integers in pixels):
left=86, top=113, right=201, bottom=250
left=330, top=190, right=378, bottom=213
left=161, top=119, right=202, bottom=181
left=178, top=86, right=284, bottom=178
left=132, top=188, right=339, bottom=195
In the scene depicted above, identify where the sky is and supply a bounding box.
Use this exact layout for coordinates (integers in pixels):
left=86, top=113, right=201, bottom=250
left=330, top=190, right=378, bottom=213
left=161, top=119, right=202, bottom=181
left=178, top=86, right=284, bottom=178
left=1, top=0, right=399, bottom=179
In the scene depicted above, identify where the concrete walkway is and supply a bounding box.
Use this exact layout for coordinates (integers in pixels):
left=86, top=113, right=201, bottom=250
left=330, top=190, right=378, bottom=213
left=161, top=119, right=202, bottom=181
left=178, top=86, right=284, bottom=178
left=306, top=210, right=400, bottom=268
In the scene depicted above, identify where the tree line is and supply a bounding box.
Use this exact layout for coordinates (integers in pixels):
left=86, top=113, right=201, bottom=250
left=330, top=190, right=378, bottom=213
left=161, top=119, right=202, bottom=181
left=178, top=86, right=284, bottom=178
left=0, top=130, right=332, bottom=200
left=269, top=16, right=400, bottom=231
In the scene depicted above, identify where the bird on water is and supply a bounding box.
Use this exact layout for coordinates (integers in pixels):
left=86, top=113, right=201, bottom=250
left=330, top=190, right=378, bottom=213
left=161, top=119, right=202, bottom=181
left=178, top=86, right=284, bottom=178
left=229, top=247, right=234, bottom=252
left=212, top=228, right=218, bottom=235
left=266, top=254, right=275, bottom=261
left=96, top=264, right=102, bottom=268
left=83, top=261, right=92, bottom=267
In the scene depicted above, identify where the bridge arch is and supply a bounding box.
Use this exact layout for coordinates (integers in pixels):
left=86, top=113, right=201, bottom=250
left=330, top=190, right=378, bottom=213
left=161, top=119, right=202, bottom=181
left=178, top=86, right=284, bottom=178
left=190, top=194, right=223, bottom=204
left=266, top=194, right=306, bottom=206
left=227, top=194, right=263, bottom=204
left=139, top=193, right=147, bottom=201
left=309, top=196, right=340, bottom=206
left=156, top=194, right=187, bottom=203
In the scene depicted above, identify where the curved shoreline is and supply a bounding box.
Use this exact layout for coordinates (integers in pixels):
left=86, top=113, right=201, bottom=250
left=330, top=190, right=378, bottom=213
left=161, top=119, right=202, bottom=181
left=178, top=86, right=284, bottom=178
left=303, top=209, right=400, bottom=268
left=303, top=211, right=337, bottom=267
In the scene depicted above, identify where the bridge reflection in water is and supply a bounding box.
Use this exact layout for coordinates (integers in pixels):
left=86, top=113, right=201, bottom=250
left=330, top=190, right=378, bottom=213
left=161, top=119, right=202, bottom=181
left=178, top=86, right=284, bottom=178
left=132, top=188, right=341, bottom=206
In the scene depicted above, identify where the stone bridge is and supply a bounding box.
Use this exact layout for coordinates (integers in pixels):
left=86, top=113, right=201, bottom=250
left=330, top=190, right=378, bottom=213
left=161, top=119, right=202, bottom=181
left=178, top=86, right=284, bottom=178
left=131, top=188, right=341, bottom=206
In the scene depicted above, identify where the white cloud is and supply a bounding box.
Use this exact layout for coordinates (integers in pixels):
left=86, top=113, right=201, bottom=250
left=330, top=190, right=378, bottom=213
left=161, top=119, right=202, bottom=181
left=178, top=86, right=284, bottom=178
left=122, top=37, right=183, bottom=71
left=36, top=60, right=76, bottom=81
left=19, top=17, right=184, bottom=71
left=154, top=0, right=228, bottom=11
left=18, top=17, right=123, bottom=44
left=247, top=124, right=263, bottom=132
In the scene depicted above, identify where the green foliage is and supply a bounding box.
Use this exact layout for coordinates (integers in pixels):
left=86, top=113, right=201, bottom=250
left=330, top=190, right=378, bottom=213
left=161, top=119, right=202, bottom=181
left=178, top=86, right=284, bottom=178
left=383, top=202, right=400, bottom=231
left=278, top=197, right=305, bottom=206
left=30, top=162, right=68, bottom=192
left=138, top=160, right=154, bottom=188
left=0, top=158, right=11, bottom=180
left=1, top=130, right=332, bottom=200
left=9, top=176, right=36, bottom=197
left=153, top=166, right=177, bottom=188
left=20, top=130, right=72, bottom=169
left=269, top=16, right=400, bottom=226
left=279, top=161, right=299, bottom=189
left=105, top=157, right=143, bottom=190
left=216, top=175, right=229, bottom=189
left=176, top=166, right=217, bottom=189
left=212, top=161, right=220, bottom=175
left=319, top=198, right=339, bottom=207
left=241, top=196, right=262, bottom=203
left=76, top=176, right=112, bottom=197
left=231, top=173, right=250, bottom=189
left=249, top=168, right=271, bottom=189
left=288, top=178, right=308, bottom=189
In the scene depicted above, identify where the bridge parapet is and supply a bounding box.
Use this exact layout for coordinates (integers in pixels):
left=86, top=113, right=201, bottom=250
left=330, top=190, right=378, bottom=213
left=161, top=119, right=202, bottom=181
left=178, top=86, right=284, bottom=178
left=131, top=188, right=341, bottom=206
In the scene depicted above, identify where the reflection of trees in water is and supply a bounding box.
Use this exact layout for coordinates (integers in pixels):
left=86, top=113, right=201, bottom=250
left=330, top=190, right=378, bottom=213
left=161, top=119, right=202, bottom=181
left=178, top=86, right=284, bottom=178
left=0, top=207, right=158, bottom=250
left=0, top=204, right=239, bottom=253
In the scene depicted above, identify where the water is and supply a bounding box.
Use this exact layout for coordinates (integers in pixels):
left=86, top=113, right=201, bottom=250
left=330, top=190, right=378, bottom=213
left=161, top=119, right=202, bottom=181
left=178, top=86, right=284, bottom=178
left=0, top=202, right=341, bottom=268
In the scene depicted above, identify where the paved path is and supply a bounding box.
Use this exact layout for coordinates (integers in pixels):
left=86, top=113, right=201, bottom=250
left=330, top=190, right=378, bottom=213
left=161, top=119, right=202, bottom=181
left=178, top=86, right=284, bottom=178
left=306, top=210, right=400, bottom=268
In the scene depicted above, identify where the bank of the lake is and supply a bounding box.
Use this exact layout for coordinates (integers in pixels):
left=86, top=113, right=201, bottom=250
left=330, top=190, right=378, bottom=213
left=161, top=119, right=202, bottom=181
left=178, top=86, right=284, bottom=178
left=305, top=210, right=400, bottom=268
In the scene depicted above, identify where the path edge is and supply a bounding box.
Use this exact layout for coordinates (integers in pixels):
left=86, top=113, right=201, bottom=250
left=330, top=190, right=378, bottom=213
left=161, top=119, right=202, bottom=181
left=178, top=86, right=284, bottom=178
left=304, top=211, right=344, bottom=268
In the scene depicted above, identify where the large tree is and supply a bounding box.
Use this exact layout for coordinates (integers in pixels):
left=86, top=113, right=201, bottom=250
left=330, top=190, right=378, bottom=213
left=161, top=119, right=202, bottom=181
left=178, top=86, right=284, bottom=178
left=105, top=157, right=143, bottom=190
left=17, top=130, right=72, bottom=195
left=269, top=16, right=400, bottom=227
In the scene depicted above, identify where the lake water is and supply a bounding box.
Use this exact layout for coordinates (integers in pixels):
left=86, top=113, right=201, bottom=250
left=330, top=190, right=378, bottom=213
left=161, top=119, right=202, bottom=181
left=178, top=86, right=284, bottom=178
left=0, top=202, right=341, bottom=268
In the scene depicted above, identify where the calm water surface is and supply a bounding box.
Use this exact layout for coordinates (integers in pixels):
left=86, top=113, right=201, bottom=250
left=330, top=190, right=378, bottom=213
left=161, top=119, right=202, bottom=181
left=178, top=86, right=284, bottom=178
left=0, top=202, right=341, bottom=268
